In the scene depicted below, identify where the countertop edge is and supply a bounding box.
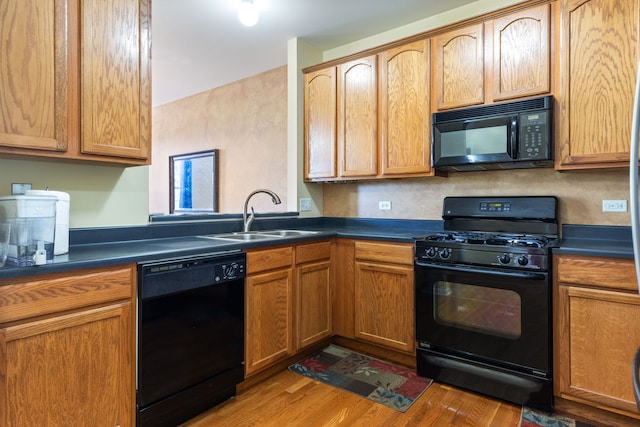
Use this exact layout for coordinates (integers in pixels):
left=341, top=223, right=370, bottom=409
left=0, top=218, right=435, bottom=281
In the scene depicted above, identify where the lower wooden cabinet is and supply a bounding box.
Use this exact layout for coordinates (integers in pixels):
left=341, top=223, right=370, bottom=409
left=0, top=265, right=136, bottom=427
left=296, top=241, right=332, bottom=349
left=244, top=241, right=333, bottom=376
left=244, top=246, right=295, bottom=376
left=332, top=239, right=356, bottom=338
left=244, top=239, right=415, bottom=373
left=554, top=255, right=640, bottom=421
left=354, top=241, right=415, bottom=353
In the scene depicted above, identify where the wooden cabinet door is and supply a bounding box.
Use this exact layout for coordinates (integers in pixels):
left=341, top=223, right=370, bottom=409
left=379, top=39, right=432, bottom=177
left=555, top=285, right=640, bottom=416
left=245, top=268, right=294, bottom=376
left=79, top=0, right=150, bottom=160
left=337, top=55, right=378, bottom=177
left=491, top=4, right=551, bottom=101
left=0, top=0, right=71, bottom=152
left=354, top=261, right=414, bottom=353
left=556, top=0, right=639, bottom=169
left=297, top=260, right=332, bottom=349
left=432, top=23, right=484, bottom=111
left=304, top=67, right=337, bottom=181
left=332, top=239, right=355, bottom=338
left=296, top=242, right=332, bottom=349
left=0, top=303, right=134, bottom=427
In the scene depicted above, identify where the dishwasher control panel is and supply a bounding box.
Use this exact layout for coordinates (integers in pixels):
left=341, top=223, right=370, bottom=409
left=215, top=260, right=245, bottom=282
left=138, top=251, right=246, bottom=300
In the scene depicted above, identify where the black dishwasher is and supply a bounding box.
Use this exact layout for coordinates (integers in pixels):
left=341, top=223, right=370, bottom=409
left=137, top=251, right=246, bottom=427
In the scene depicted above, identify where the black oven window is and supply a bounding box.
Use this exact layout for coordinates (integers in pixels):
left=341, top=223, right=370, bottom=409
left=434, top=281, right=522, bottom=339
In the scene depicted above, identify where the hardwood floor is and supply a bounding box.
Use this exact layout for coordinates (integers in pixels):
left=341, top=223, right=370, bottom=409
left=181, top=369, right=522, bottom=426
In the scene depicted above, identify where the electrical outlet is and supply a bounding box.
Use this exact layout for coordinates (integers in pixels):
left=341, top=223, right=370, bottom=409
left=299, top=198, right=312, bottom=212
left=378, top=201, right=392, bottom=210
left=602, top=199, right=627, bottom=212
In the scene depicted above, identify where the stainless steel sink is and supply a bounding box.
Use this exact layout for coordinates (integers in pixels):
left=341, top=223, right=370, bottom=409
left=198, top=229, right=318, bottom=242
left=199, top=232, right=274, bottom=241
left=259, top=229, right=318, bottom=237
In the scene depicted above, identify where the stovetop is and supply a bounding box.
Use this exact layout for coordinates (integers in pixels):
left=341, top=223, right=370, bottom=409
left=422, top=231, right=554, bottom=249
left=415, top=196, right=559, bottom=271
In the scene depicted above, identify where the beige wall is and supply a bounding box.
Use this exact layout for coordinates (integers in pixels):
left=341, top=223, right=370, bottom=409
left=150, top=66, right=289, bottom=215
left=323, top=169, right=631, bottom=227
left=0, top=158, right=149, bottom=228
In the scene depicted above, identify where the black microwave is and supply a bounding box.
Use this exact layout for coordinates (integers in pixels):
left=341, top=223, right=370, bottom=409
left=432, top=96, right=553, bottom=172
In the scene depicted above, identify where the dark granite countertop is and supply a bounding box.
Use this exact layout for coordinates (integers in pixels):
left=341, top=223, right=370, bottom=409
left=3, top=217, right=632, bottom=281
left=0, top=216, right=443, bottom=281
left=554, top=224, right=634, bottom=259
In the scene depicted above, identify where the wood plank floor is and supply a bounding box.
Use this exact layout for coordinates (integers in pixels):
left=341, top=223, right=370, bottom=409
left=180, top=369, right=522, bottom=427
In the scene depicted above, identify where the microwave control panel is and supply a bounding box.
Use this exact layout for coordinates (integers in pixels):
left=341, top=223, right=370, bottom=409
left=518, top=111, right=550, bottom=160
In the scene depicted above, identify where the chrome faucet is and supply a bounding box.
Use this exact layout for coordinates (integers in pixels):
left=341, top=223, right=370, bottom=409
left=243, top=189, right=282, bottom=232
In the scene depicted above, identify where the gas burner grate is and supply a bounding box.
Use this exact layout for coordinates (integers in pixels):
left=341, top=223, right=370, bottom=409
left=423, top=232, right=551, bottom=248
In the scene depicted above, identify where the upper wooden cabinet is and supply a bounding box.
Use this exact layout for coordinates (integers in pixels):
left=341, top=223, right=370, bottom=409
left=304, top=40, right=433, bottom=182
left=556, top=0, right=638, bottom=170
left=0, top=0, right=71, bottom=152
left=379, top=40, right=432, bottom=177
left=0, top=0, right=151, bottom=165
left=432, top=4, right=552, bottom=111
left=337, top=56, right=379, bottom=178
left=490, top=5, right=551, bottom=101
left=304, top=67, right=337, bottom=180
left=432, top=23, right=485, bottom=110
left=78, top=0, right=151, bottom=161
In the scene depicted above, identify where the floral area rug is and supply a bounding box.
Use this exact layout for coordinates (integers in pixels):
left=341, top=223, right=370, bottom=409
left=520, top=407, right=598, bottom=427
left=288, top=344, right=433, bottom=412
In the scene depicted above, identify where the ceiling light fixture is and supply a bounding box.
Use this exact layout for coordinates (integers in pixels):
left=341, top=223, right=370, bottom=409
left=238, top=0, right=259, bottom=27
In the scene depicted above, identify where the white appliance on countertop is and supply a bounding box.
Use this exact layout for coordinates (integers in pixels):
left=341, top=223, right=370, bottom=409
left=25, top=190, right=70, bottom=255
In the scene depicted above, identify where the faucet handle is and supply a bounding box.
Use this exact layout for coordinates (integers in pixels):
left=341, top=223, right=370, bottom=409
left=244, top=206, right=256, bottom=232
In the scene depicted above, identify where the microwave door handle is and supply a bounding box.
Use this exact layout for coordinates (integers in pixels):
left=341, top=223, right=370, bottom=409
left=509, top=116, right=518, bottom=158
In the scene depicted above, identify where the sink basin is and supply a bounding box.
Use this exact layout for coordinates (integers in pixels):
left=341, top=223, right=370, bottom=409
left=258, top=229, right=319, bottom=237
left=198, top=229, right=319, bottom=242
left=200, top=232, right=274, bottom=241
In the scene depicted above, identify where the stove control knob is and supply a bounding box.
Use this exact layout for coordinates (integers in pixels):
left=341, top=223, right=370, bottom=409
left=498, top=254, right=511, bottom=264
left=425, top=247, right=437, bottom=258
left=439, top=248, right=451, bottom=259
left=517, top=256, right=529, bottom=266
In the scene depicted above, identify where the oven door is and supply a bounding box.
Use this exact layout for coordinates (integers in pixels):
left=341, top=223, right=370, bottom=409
left=415, top=260, right=550, bottom=374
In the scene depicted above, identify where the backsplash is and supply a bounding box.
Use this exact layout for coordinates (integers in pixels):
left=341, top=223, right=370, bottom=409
left=323, top=168, right=630, bottom=227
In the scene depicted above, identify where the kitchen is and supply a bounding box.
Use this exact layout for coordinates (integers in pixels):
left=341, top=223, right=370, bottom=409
left=1, top=0, right=639, bottom=426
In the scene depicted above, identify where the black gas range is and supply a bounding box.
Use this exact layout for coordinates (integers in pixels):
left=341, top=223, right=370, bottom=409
left=414, top=196, right=558, bottom=410
left=416, top=196, right=559, bottom=271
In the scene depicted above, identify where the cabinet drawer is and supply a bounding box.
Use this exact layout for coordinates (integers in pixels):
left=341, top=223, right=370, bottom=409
left=296, top=241, right=331, bottom=265
left=0, top=265, right=134, bottom=324
left=355, top=241, right=414, bottom=265
left=246, top=246, right=293, bottom=275
left=555, top=255, right=637, bottom=292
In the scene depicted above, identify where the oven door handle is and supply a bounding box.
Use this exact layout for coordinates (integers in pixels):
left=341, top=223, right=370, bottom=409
left=415, top=261, right=547, bottom=280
